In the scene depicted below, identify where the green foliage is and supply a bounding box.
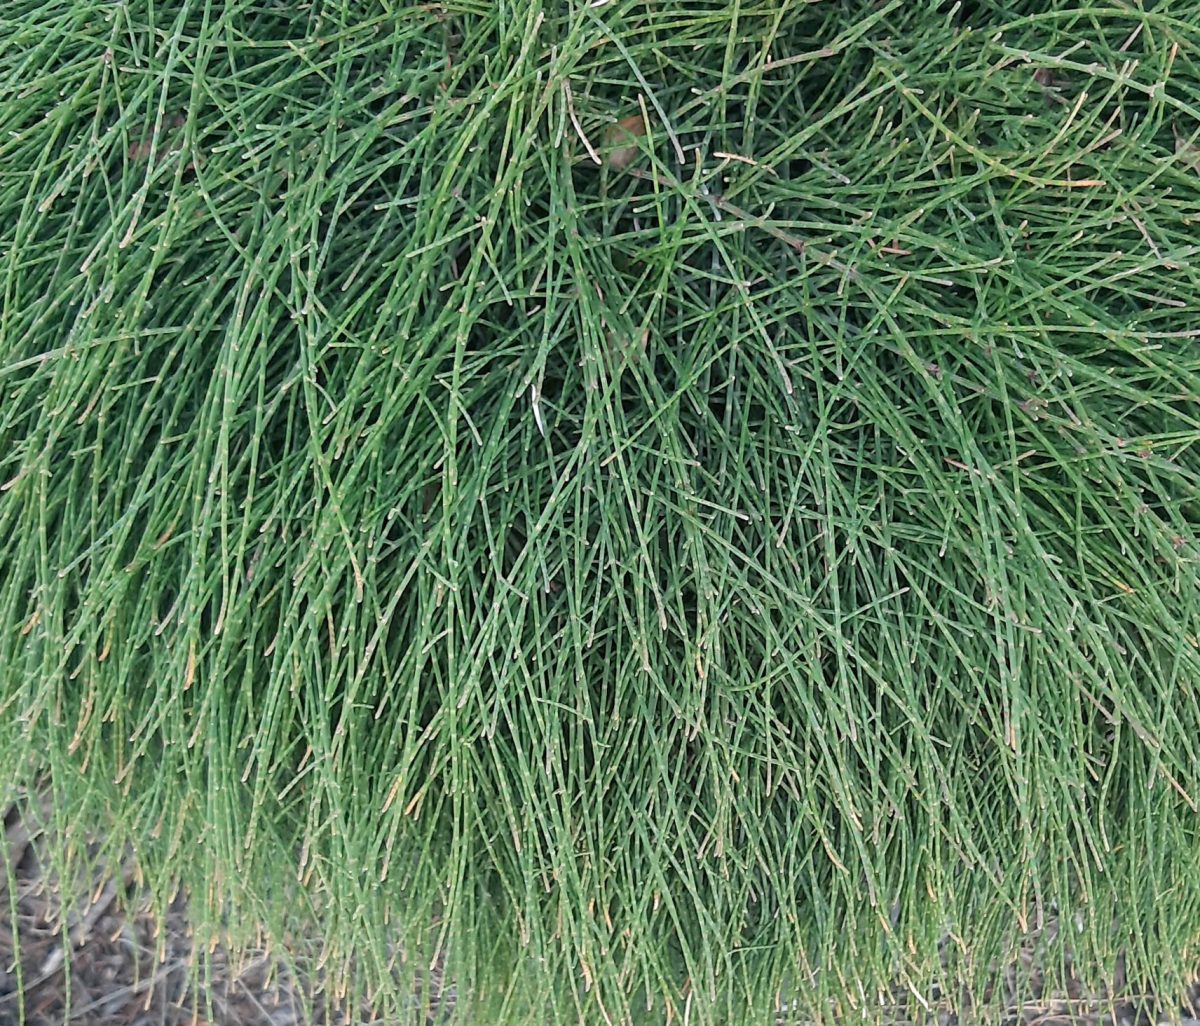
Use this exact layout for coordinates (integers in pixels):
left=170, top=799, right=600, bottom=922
left=3, top=0, right=1200, bottom=1021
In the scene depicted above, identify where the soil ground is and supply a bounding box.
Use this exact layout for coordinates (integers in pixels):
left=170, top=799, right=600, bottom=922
left=2, top=804, right=1196, bottom=1026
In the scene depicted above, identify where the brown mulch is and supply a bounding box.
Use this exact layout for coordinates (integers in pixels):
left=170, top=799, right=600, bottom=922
left=0, top=804, right=454, bottom=1026
left=1, top=808, right=313, bottom=1025
left=3, top=801, right=1199, bottom=1026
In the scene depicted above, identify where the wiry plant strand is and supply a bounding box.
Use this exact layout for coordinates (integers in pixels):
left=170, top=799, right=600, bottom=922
left=3, top=1, right=1200, bottom=1023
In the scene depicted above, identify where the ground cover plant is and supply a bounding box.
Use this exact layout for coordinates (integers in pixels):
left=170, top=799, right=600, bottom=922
left=3, top=0, right=1200, bottom=1022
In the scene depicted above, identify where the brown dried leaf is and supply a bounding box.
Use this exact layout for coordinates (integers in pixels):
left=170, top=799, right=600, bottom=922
left=127, top=113, right=188, bottom=165
left=1175, top=125, right=1200, bottom=173
left=602, top=115, right=646, bottom=171
left=606, top=326, right=648, bottom=371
